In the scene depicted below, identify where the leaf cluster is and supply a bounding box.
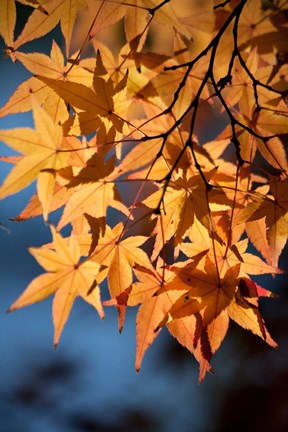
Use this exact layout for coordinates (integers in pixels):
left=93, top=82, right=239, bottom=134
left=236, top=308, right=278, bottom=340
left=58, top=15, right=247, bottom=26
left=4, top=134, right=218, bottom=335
left=0, top=0, right=287, bottom=381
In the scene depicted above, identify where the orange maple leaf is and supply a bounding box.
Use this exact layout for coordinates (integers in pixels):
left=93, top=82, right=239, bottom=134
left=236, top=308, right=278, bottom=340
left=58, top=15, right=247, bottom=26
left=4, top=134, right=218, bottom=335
left=131, top=255, right=207, bottom=374
left=157, top=256, right=277, bottom=381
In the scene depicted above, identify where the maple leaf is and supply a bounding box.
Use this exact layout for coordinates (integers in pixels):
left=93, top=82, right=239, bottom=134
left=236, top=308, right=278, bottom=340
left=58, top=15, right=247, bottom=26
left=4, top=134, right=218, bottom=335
left=124, top=0, right=193, bottom=53
left=156, top=256, right=277, bottom=381
left=138, top=33, right=210, bottom=117
left=180, top=218, right=282, bottom=278
left=135, top=290, right=174, bottom=372
left=85, top=0, right=127, bottom=38
left=87, top=0, right=192, bottom=47
left=0, top=102, right=69, bottom=198
left=106, top=264, right=173, bottom=364
left=143, top=171, right=230, bottom=260
left=236, top=0, right=288, bottom=63
left=56, top=153, right=129, bottom=230
left=216, top=120, right=287, bottom=173
left=0, top=41, right=93, bottom=123
left=87, top=222, right=154, bottom=299
left=1, top=0, right=287, bottom=382
left=13, top=0, right=87, bottom=55
left=239, top=177, right=288, bottom=267
left=38, top=51, right=130, bottom=136
left=0, top=0, right=16, bottom=49
left=114, top=105, right=194, bottom=180
left=8, top=226, right=103, bottom=347
left=9, top=135, right=95, bottom=222
left=11, top=182, right=73, bottom=221
left=0, top=100, right=72, bottom=218
left=130, top=253, right=208, bottom=372
left=227, top=277, right=278, bottom=348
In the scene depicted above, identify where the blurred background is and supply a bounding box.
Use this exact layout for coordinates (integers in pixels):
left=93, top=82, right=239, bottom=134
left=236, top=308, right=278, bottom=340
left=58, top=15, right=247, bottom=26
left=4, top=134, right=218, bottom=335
left=1, top=4, right=288, bottom=432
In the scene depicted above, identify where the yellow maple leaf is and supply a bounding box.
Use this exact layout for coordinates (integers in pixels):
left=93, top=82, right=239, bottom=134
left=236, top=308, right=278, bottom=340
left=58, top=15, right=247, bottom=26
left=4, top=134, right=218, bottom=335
left=239, top=177, right=288, bottom=267
left=38, top=51, right=130, bottom=136
left=0, top=100, right=70, bottom=219
left=14, top=0, right=87, bottom=55
left=0, top=0, right=16, bottom=48
left=90, top=222, right=154, bottom=298
left=8, top=226, right=103, bottom=347
left=56, top=153, right=129, bottom=229
left=0, top=41, right=93, bottom=124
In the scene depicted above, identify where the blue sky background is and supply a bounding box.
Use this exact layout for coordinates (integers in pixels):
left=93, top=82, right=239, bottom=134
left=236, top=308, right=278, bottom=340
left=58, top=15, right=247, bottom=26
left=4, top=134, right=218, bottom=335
left=1, top=9, right=288, bottom=432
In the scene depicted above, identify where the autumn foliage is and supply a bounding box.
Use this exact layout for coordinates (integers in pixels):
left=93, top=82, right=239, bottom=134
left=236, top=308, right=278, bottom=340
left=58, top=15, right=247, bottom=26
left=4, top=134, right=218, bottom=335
left=0, top=0, right=287, bottom=381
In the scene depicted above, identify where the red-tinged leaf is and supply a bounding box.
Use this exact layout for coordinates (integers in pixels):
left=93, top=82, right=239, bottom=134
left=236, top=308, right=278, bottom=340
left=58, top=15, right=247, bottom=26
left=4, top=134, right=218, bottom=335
left=143, top=173, right=229, bottom=260
left=239, top=278, right=277, bottom=299
left=198, top=310, right=230, bottom=382
left=103, top=289, right=131, bottom=333
left=135, top=292, right=171, bottom=372
left=153, top=260, right=241, bottom=374
left=163, top=262, right=238, bottom=326
left=228, top=295, right=277, bottom=348
left=167, top=315, right=214, bottom=381
left=0, top=155, right=22, bottom=164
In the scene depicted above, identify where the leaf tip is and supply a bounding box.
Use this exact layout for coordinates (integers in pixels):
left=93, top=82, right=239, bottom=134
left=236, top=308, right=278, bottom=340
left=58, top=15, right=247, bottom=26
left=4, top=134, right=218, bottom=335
left=269, top=339, right=278, bottom=349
